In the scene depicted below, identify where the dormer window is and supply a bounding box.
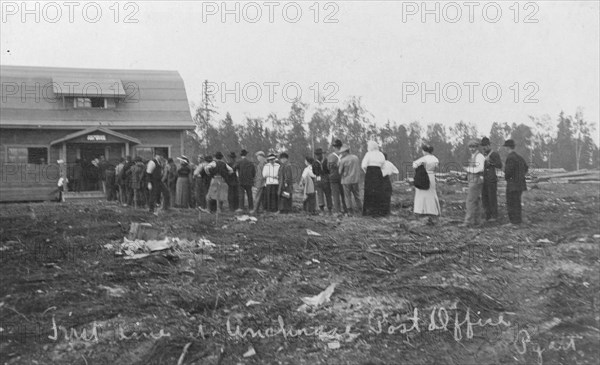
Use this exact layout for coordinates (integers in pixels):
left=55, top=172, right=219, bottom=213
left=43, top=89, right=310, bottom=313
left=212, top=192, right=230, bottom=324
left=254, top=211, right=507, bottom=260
left=74, top=97, right=106, bottom=109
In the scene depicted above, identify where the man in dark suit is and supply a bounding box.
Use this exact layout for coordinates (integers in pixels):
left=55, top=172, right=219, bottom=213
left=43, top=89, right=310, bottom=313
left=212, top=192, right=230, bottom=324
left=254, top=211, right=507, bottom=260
left=503, top=139, right=528, bottom=225
left=481, top=137, right=503, bottom=221
left=235, top=149, right=256, bottom=212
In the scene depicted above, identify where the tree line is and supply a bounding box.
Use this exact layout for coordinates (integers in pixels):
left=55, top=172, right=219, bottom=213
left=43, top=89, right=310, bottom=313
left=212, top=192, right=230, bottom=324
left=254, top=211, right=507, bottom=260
left=184, top=98, right=599, bottom=179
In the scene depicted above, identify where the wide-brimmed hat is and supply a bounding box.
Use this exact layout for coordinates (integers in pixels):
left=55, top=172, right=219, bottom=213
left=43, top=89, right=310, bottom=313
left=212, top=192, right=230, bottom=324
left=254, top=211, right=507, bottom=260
left=332, top=139, right=343, bottom=148
left=267, top=153, right=276, bottom=160
left=279, top=152, right=289, bottom=159
left=468, top=139, right=480, bottom=147
left=177, top=155, right=190, bottom=164
left=503, top=139, right=515, bottom=148
left=256, top=151, right=265, bottom=157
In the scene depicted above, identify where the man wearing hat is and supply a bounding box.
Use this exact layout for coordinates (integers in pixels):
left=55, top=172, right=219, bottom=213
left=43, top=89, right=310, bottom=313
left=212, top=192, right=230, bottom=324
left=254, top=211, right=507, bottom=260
left=503, top=139, right=528, bottom=225
left=481, top=137, right=503, bottom=222
left=251, top=151, right=268, bottom=214
left=235, top=149, right=256, bottom=212
left=146, top=153, right=170, bottom=215
left=462, top=139, right=485, bottom=226
left=313, top=148, right=332, bottom=214
left=328, top=139, right=348, bottom=214
left=226, top=152, right=239, bottom=212
left=205, top=152, right=233, bottom=213
left=338, top=145, right=362, bottom=215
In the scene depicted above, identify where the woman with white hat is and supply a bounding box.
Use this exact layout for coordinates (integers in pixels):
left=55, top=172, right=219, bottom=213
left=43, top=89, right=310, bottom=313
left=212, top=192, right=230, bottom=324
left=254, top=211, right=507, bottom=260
left=175, top=155, right=192, bottom=208
left=262, top=153, right=280, bottom=212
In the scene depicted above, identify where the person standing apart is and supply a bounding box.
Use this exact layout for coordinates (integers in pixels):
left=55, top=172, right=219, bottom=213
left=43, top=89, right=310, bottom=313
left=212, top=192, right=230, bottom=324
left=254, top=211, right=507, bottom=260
left=300, top=157, right=317, bottom=214
left=236, top=149, right=256, bottom=212
left=328, top=139, right=347, bottom=214
left=338, top=145, right=362, bottom=216
left=313, top=148, right=332, bottom=214
left=278, top=153, right=294, bottom=213
left=412, top=144, right=441, bottom=223
left=381, top=153, right=399, bottom=216
left=175, top=156, right=192, bottom=208
left=251, top=151, right=268, bottom=215
left=462, top=140, right=485, bottom=227
left=146, top=154, right=170, bottom=215
left=480, top=137, right=503, bottom=222
left=361, top=141, right=386, bottom=217
left=263, top=153, right=280, bottom=212
left=503, top=139, right=528, bottom=225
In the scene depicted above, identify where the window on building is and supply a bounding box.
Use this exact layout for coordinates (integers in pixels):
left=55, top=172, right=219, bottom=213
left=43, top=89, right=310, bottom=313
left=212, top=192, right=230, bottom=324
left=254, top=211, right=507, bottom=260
left=28, top=148, right=48, bottom=164
left=6, top=147, right=48, bottom=164
left=74, top=97, right=106, bottom=109
left=135, top=147, right=170, bottom=161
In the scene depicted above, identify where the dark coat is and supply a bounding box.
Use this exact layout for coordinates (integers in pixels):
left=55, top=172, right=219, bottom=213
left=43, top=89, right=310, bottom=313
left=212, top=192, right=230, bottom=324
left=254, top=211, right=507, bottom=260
left=483, top=151, right=503, bottom=183
left=235, top=158, right=256, bottom=186
left=504, top=151, right=528, bottom=192
left=278, top=162, right=294, bottom=195
left=313, top=157, right=330, bottom=182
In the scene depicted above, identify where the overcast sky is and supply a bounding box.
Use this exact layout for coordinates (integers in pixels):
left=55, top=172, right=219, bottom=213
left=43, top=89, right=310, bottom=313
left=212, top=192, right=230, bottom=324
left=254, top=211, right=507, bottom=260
left=1, top=1, right=599, bottom=142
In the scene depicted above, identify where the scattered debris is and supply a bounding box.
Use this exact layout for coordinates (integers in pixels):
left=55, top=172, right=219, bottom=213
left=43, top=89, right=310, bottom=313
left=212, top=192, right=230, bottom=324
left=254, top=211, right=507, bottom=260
left=245, top=300, right=262, bottom=307
left=107, top=236, right=217, bottom=258
left=306, top=229, right=322, bottom=236
left=300, top=283, right=337, bottom=309
left=537, top=238, right=553, bottom=244
left=327, top=341, right=341, bottom=350
left=243, top=345, right=256, bottom=358
left=98, top=285, right=126, bottom=297
left=237, top=215, right=258, bottom=223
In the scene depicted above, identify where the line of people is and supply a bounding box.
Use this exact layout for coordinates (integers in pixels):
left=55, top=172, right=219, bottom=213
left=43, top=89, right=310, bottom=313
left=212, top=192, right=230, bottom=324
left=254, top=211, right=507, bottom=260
left=93, top=136, right=528, bottom=225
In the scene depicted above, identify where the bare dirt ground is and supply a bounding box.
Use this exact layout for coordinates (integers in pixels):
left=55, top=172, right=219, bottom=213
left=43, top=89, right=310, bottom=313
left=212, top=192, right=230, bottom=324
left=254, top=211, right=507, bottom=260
left=1, top=182, right=599, bottom=365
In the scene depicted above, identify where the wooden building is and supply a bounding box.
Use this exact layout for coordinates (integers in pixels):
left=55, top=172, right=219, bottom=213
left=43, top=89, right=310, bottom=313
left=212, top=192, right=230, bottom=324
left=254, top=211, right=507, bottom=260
left=0, top=65, right=194, bottom=202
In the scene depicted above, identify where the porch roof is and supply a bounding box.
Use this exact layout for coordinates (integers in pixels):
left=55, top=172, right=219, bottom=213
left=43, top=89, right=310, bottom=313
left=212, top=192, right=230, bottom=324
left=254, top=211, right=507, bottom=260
left=50, top=127, right=142, bottom=146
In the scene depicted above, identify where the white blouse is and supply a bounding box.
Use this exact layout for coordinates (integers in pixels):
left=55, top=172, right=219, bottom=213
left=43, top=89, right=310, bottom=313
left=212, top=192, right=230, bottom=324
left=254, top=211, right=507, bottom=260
left=413, top=154, right=439, bottom=172
left=301, top=165, right=315, bottom=180
left=382, top=160, right=399, bottom=177
left=361, top=151, right=386, bottom=171
left=262, top=163, right=280, bottom=185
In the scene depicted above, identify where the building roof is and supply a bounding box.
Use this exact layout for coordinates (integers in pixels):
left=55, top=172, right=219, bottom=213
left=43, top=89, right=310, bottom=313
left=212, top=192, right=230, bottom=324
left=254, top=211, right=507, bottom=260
left=0, top=65, right=194, bottom=130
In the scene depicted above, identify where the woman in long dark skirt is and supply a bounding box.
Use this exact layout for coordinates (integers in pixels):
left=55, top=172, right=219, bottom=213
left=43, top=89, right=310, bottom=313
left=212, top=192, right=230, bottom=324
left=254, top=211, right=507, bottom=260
left=361, top=141, right=386, bottom=217
left=175, top=156, right=192, bottom=208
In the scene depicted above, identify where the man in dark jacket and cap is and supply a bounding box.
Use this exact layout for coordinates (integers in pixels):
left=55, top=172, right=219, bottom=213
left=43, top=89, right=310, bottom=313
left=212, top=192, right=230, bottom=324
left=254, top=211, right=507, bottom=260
left=503, top=139, right=528, bottom=225
left=235, top=149, right=256, bottom=212
left=481, top=137, right=503, bottom=221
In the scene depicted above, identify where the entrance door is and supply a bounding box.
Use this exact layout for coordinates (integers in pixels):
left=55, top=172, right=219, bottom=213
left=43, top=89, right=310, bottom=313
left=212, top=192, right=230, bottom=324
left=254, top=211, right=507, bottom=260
left=81, top=145, right=106, bottom=162
left=80, top=145, right=106, bottom=192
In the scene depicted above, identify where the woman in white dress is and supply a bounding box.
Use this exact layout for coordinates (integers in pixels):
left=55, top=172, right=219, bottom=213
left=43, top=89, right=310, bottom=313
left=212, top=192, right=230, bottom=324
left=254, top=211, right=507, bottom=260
left=412, top=143, right=441, bottom=222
